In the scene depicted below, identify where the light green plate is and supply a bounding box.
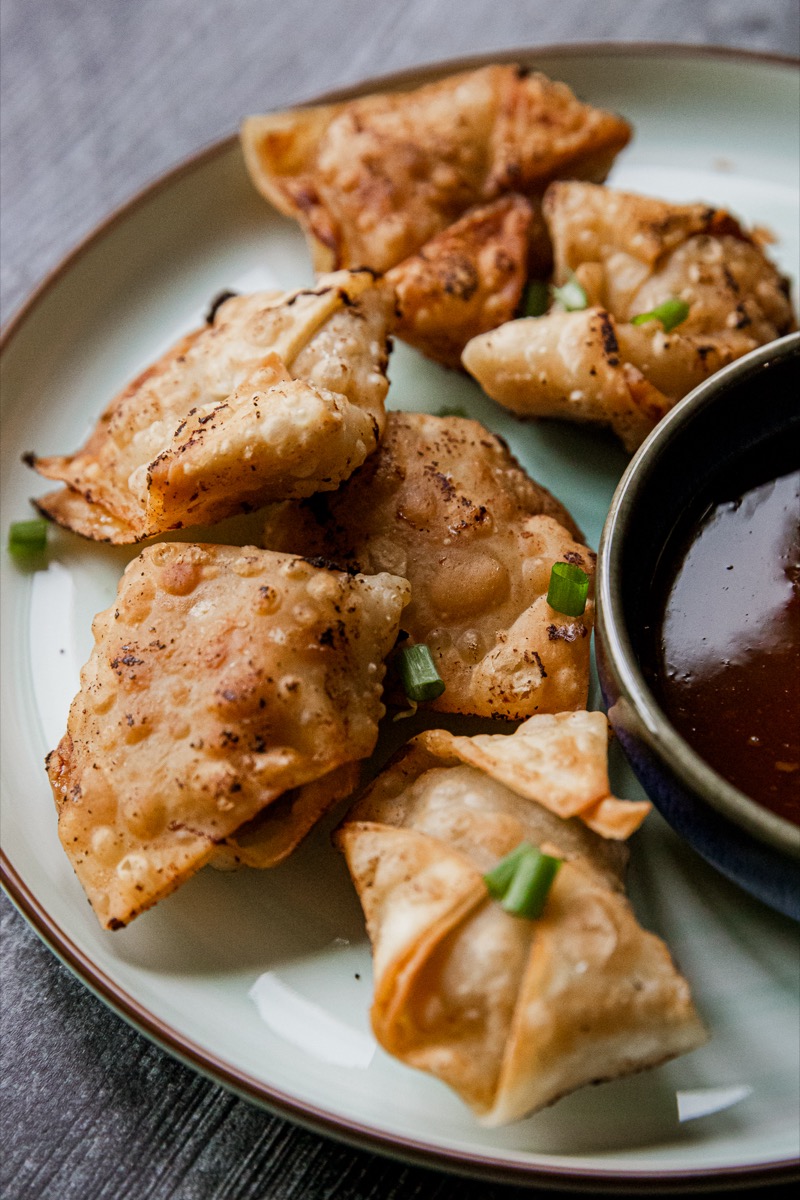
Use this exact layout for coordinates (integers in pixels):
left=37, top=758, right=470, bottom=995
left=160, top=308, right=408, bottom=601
left=2, top=46, right=798, bottom=1192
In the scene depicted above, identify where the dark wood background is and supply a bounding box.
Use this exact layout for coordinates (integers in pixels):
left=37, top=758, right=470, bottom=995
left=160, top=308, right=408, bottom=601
left=2, top=2, right=799, bottom=1196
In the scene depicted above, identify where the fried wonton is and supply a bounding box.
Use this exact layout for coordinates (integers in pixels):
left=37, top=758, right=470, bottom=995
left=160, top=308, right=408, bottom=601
left=463, top=183, right=796, bottom=450
left=46, top=543, right=410, bottom=928
left=386, top=195, right=534, bottom=368
left=336, top=716, right=705, bottom=1126
left=262, top=411, right=594, bottom=720
left=241, top=65, right=631, bottom=274
left=29, top=271, right=395, bottom=543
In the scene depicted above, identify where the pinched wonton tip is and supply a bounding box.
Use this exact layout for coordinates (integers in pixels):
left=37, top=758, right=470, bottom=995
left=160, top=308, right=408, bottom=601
left=463, top=182, right=796, bottom=451
left=47, top=543, right=409, bottom=929
left=262, top=410, right=595, bottom=721
left=29, top=270, right=395, bottom=543
left=241, top=65, right=631, bottom=274
left=336, top=716, right=703, bottom=1126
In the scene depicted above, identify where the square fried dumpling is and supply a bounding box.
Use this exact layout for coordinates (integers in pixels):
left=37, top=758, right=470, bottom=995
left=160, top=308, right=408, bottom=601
left=262, top=411, right=594, bottom=721
left=29, top=271, right=395, bottom=543
left=45, top=543, right=410, bottom=928
left=241, top=65, right=631, bottom=273
left=463, top=183, right=796, bottom=450
left=386, top=195, right=534, bottom=368
left=336, top=714, right=706, bottom=1126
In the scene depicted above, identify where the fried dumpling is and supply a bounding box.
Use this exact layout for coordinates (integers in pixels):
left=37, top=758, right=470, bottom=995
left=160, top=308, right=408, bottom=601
left=29, top=271, right=395, bottom=543
left=45, top=543, right=410, bottom=928
left=463, top=306, right=666, bottom=452
left=463, top=183, right=796, bottom=450
left=386, top=195, right=534, bottom=368
left=241, top=66, right=631, bottom=274
left=336, top=715, right=706, bottom=1126
left=262, top=411, right=594, bottom=721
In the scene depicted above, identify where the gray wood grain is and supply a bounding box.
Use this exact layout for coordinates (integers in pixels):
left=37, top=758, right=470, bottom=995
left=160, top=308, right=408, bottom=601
left=1, top=2, right=798, bottom=1197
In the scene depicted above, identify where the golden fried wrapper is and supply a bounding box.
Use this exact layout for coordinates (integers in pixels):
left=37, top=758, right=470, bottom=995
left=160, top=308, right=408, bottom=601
left=241, top=65, right=631, bottom=273
left=30, top=271, right=395, bottom=542
left=262, top=411, right=595, bottom=721
left=424, top=712, right=651, bottom=838
left=463, top=183, right=795, bottom=451
left=336, top=721, right=704, bottom=1126
left=211, top=761, right=360, bottom=870
left=46, top=544, right=410, bottom=928
left=386, top=195, right=533, bottom=368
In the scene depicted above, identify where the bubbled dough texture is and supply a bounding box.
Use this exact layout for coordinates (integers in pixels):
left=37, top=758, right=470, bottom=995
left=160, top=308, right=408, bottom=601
left=33, top=272, right=394, bottom=541
left=263, top=412, right=594, bottom=720
left=46, top=543, right=410, bottom=928
left=242, top=65, right=630, bottom=273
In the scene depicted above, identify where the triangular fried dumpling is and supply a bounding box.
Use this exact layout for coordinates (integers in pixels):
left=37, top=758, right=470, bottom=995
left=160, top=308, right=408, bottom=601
left=336, top=723, right=705, bottom=1126
left=242, top=65, right=631, bottom=273
left=29, top=271, right=394, bottom=543
left=47, top=543, right=409, bottom=928
left=386, top=195, right=534, bottom=368
left=262, top=411, right=595, bottom=721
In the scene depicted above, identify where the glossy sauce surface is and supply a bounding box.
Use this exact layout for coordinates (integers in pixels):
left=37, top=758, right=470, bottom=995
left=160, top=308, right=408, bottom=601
left=649, top=457, right=800, bottom=824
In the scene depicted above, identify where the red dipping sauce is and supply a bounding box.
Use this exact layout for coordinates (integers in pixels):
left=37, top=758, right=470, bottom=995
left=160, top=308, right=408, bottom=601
left=648, top=456, right=800, bottom=825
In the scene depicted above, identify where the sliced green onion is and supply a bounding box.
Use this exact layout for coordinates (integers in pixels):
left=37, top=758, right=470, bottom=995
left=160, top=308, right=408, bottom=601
left=437, top=405, right=468, bottom=419
left=547, top=561, right=589, bottom=617
left=500, top=847, right=562, bottom=920
left=522, top=280, right=549, bottom=317
left=551, top=273, right=587, bottom=312
left=631, top=297, right=690, bottom=332
left=397, top=643, right=445, bottom=702
left=8, top=517, right=48, bottom=556
left=483, top=841, right=535, bottom=899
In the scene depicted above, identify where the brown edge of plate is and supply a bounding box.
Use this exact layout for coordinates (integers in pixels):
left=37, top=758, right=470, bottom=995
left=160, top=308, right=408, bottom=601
left=2, top=41, right=800, bottom=1193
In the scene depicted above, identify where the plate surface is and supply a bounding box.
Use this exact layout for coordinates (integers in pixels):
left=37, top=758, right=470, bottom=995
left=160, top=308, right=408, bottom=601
left=2, top=46, right=799, bottom=1191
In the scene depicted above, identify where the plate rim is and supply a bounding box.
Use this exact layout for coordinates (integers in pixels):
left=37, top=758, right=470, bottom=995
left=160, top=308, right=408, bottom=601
left=2, top=40, right=800, bottom=1190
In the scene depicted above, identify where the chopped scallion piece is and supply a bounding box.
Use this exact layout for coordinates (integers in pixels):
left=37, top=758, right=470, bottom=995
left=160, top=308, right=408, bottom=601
left=8, top=517, right=48, bottom=556
left=522, top=280, right=549, bottom=317
left=500, top=847, right=562, bottom=920
left=437, top=405, right=468, bottom=418
left=631, top=297, right=690, bottom=332
left=551, top=273, right=587, bottom=312
left=397, top=643, right=445, bottom=702
left=483, top=841, right=535, bottom=898
left=546, top=561, right=589, bottom=617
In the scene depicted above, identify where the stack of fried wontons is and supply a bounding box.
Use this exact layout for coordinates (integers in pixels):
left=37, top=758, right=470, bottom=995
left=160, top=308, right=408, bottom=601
left=34, top=59, right=784, bottom=1126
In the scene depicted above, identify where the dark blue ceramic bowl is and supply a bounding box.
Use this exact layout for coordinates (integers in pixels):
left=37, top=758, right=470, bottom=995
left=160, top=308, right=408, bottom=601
left=596, top=332, right=800, bottom=920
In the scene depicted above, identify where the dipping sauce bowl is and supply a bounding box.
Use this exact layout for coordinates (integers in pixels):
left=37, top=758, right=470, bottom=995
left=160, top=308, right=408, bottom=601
left=596, top=332, right=800, bottom=919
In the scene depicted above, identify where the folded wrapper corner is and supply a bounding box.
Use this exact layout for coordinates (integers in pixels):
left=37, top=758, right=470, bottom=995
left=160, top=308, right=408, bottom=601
left=46, top=543, right=410, bottom=928
left=336, top=712, right=706, bottom=1126
left=30, top=271, right=394, bottom=542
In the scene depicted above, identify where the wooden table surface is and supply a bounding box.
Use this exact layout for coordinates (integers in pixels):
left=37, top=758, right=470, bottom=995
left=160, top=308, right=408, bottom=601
left=2, top=2, right=798, bottom=1197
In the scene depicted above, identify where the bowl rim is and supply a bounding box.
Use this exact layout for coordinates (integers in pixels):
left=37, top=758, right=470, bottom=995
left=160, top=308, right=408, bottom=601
left=597, top=330, right=800, bottom=860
